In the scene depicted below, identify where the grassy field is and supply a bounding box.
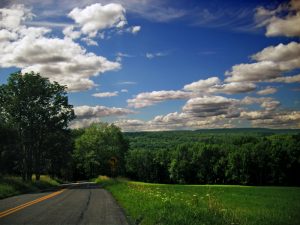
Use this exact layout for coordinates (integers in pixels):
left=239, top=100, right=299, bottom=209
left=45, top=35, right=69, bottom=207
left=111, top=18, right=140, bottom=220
left=96, top=177, right=300, bottom=225
left=0, top=175, right=60, bottom=199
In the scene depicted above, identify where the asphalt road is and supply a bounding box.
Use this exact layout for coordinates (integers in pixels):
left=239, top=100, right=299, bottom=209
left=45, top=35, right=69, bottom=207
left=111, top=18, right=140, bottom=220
left=0, top=182, right=129, bottom=225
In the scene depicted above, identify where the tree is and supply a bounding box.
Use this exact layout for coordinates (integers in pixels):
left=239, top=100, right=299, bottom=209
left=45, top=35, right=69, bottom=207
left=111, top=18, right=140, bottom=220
left=44, top=129, right=74, bottom=180
left=74, top=123, right=128, bottom=178
left=0, top=71, right=75, bottom=181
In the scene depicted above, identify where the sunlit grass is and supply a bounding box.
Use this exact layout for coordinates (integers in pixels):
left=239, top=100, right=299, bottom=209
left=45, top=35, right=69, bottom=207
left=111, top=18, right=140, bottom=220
left=97, top=177, right=300, bottom=225
left=94, top=175, right=110, bottom=182
left=0, top=175, right=60, bottom=199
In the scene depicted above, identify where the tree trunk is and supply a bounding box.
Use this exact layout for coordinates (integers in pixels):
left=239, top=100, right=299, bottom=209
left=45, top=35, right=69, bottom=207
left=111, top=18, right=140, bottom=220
left=25, top=143, right=33, bottom=181
left=20, top=130, right=27, bottom=181
left=34, top=147, right=41, bottom=181
left=21, top=169, right=26, bottom=181
left=26, top=171, right=32, bottom=181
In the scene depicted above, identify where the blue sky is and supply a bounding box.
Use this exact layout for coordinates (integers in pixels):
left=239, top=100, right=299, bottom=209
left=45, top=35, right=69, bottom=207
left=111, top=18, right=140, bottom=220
left=0, top=0, right=300, bottom=130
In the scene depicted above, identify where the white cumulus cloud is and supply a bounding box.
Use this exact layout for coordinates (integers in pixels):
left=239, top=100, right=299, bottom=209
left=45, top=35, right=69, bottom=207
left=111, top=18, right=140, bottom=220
left=72, top=105, right=135, bottom=128
left=226, top=41, right=300, bottom=83
left=130, top=25, right=141, bottom=34
left=255, top=0, right=300, bottom=37
left=184, top=77, right=256, bottom=94
left=251, top=42, right=300, bottom=63
left=0, top=4, right=33, bottom=29
left=257, top=87, right=278, bottom=95
left=127, top=90, right=195, bottom=108
left=241, top=96, right=280, bottom=111
left=92, top=91, right=119, bottom=98
left=74, top=105, right=134, bottom=119
left=183, top=77, right=221, bottom=91
left=62, top=25, right=81, bottom=39
left=269, top=74, right=300, bottom=83
left=182, top=96, right=239, bottom=118
left=225, top=61, right=281, bottom=82
left=68, top=3, right=127, bottom=37
left=0, top=4, right=122, bottom=92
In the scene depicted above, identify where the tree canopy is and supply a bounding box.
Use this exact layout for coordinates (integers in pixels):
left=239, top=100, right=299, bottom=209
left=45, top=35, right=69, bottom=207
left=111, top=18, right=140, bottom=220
left=0, top=71, right=75, bottom=180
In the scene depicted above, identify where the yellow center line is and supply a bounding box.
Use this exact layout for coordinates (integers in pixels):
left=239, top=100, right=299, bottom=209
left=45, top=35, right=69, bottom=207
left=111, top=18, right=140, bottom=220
left=0, top=189, right=66, bottom=218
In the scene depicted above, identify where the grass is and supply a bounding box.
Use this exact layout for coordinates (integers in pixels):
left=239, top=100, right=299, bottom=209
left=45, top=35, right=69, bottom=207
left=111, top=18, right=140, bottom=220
left=0, top=175, right=60, bottom=199
left=96, top=177, right=300, bottom=225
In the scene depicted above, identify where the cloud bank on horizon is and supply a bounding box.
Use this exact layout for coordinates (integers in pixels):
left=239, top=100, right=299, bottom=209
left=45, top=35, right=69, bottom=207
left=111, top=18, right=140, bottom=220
left=0, top=0, right=300, bottom=130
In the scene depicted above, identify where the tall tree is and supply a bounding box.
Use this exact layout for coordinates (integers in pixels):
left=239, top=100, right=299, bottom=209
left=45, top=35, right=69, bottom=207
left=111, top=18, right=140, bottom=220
left=0, top=71, right=75, bottom=181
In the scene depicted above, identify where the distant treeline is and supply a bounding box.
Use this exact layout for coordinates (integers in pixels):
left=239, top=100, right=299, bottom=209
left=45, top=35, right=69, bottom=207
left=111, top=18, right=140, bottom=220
left=125, top=131, right=300, bottom=186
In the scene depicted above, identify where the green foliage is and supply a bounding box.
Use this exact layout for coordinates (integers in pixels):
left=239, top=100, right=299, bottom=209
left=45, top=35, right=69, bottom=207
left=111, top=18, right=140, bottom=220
left=125, top=131, right=300, bottom=185
left=74, top=123, right=128, bottom=178
left=43, top=130, right=74, bottom=180
left=99, top=178, right=300, bottom=225
left=125, top=149, right=170, bottom=183
left=0, top=124, right=19, bottom=175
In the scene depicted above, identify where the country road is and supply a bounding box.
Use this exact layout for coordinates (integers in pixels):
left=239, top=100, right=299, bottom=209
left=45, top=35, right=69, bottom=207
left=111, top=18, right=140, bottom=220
left=0, top=182, right=128, bottom=225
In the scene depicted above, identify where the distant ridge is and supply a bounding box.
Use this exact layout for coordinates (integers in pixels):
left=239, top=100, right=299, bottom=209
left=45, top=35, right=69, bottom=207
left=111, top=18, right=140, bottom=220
left=125, top=128, right=300, bottom=134
left=194, top=128, right=300, bottom=133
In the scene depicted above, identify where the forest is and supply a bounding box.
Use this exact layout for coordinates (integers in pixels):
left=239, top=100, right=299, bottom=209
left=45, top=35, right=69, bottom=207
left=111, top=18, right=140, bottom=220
left=1, top=72, right=300, bottom=186
left=125, top=131, right=300, bottom=185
